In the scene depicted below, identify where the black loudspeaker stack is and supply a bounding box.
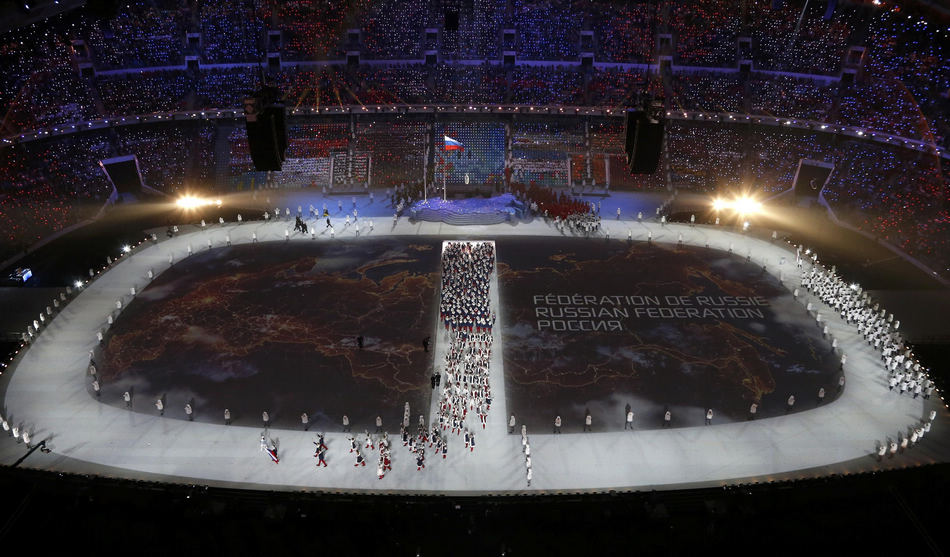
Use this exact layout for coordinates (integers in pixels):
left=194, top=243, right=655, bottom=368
left=623, top=109, right=665, bottom=174
left=244, top=86, right=287, bottom=172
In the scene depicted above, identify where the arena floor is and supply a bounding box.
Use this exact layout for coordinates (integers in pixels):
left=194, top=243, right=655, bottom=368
left=1, top=198, right=948, bottom=494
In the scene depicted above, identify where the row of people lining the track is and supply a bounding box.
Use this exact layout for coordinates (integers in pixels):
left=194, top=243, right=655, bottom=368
left=875, top=409, right=937, bottom=462
left=521, top=424, right=532, bottom=487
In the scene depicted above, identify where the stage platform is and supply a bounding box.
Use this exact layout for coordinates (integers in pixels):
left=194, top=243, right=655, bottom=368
left=1, top=211, right=947, bottom=495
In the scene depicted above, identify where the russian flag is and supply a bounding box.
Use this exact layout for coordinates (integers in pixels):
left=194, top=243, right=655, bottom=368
left=444, top=135, right=463, bottom=151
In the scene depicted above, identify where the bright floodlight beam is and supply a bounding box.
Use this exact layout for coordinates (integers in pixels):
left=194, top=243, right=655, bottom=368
left=176, top=196, right=219, bottom=209
left=176, top=196, right=200, bottom=209
left=733, top=197, right=763, bottom=215
left=712, top=198, right=728, bottom=211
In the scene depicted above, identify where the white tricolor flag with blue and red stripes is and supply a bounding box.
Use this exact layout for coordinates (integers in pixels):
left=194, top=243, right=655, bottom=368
left=444, top=135, right=463, bottom=151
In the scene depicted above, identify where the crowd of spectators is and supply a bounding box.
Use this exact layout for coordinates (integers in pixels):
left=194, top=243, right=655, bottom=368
left=287, top=123, right=349, bottom=159
left=116, top=123, right=194, bottom=193
left=747, top=0, right=859, bottom=76
left=435, top=122, right=506, bottom=186
left=5, top=65, right=99, bottom=131
left=836, top=71, right=934, bottom=143
left=197, top=67, right=259, bottom=109
left=746, top=128, right=837, bottom=194
left=0, top=20, right=102, bottom=131
left=0, top=0, right=943, bottom=150
left=83, top=7, right=189, bottom=69
left=748, top=75, right=835, bottom=120
left=510, top=122, right=579, bottom=188
left=452, top=0, right=505, bottom=60
left=0, top=132, right=114, bottom=261
left=510, top=0, right=580, bottom=61
left=670, top=72, right=744, bottom=114
left=356, top=66, right=431, bottom=104
left=588, top=122, right=624, bottom=154
left=199, top=0, right=266, bottom=63
left=97, top=71, right=193, bottom=115
left=277, top=68, right=334, bottom=108
left=355, top=121, right=427, bottom=187
left=508, top=66, right=584, bottom=105
left=359, top=0, right=429, bottom=59
left=272, top=0, right=352, bottom=61
left=0, top=175, right=92, bottom=262
left=0, top=0, right=947, bottom=272
left=863, top=9, right=950, bottom=149
left=190, top=124, right=218, bottom=185
left=228, top=126, right=254, bottom=177
left=512, top=121, right=584, bottom=153
left=668, top=0, right=739, bottom=67
left=432, top=64, right=507, bottom=104
left=822, top=141, right=948, bottom=272
left=592, top=2, right=655, bottom=64
left=666, top=121, right=744, bottom=192
left=586, top=68, right=660, bottom=107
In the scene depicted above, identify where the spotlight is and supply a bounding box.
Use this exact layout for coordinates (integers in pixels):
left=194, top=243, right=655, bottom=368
left=712, top=198, right=728, bottom=211
left=74, top=280, right=83, bottom=289
left=177, top=196, right=202, bottom=209
left=122, top=245, right=131, bottom=253
left=733, top=197, right=763, bottom=215
left=176, top=196, right=216, bottom=209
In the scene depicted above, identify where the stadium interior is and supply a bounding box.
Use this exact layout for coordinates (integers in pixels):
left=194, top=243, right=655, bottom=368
left=0, top=0, right=948, bottom=552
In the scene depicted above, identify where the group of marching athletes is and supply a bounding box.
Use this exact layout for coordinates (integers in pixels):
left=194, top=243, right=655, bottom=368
left=256, top=240, right=499, bottom=473
left=796, top=248, right=938, bottom=460
left=435, top=331, right=491, bottom=448
left=553, top=211, right=601, bottom=236
left=401, top=417, right=450, bottom=471
left=434, top=241, right=497, bottom=456
left=439, top=241, right=497, bottom=332
left=346, top=429, right=395, bottom=478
